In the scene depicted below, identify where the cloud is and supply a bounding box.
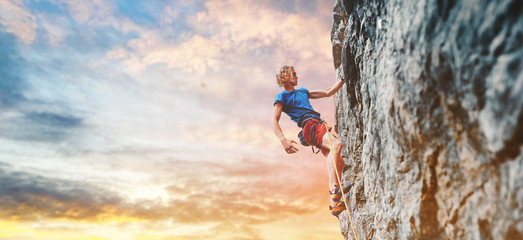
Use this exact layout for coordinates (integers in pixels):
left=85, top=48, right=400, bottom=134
left=0, top=1, right=341, bottom=238
left=162, top=154, right=328, bottom=224
left=0, top=0, right=37, bottom=44
left=51, top=0, right=114, bottom=24
left=0, top=112, right=83, bottom=143
left=62, top=0, right=93, bottom=23
left=35, top=0, right=141, bottom=41
left=106, top=32, right=221, bottom=74
left=37, top=12, right=71, bottom=46
left=105, top=0, right=333, bottom=77
left=26, top=112, right=82, bottom=128
left=0, top=163, right=122, bottom=221
left=0, top=37, right=86, bottom=142
left=0, top=145, right=328, bottom=224
left=190, top=0, right=333, bottom=64
left=163, top=6, right=179, bottom=24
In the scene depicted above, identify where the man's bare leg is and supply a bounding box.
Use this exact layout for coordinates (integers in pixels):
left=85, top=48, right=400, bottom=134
left=322, top=131, right=344, bottom=207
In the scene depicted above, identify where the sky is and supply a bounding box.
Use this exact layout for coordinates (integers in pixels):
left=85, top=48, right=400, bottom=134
left=0, top=0, right=343, bottom=239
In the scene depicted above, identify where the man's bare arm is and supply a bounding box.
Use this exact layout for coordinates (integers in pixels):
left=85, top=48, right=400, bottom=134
left=272, top=102, right=299, bottom=154
left=309, top=79, right=344, bottom=99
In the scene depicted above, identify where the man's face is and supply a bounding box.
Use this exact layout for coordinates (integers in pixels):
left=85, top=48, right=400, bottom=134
left=288, top=68, right=298, bottom=85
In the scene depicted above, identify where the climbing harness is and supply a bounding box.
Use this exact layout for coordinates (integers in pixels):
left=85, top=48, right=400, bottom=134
left=298, top=118, right=325, bottom=154
left=298, top=130, right=321, bottom=154
left=325, top=121, right=358, bottom=240
left=298, top=118, right=338, bottom=154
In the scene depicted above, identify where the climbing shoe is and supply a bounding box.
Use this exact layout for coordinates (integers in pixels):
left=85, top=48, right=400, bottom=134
left=329, top=201, right=346, bottom=217
left=329, top=183, right=353, bottom=202
left=329, top=187, right=342, bottom=203
left=329, top=183, right=353, bottom=217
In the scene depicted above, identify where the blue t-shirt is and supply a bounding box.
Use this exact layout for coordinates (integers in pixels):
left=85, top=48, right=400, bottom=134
left=274, top=88, right=320, bottom=126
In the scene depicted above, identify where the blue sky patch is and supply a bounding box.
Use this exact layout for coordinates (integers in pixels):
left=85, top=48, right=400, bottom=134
left=115, top=0, right=158, bottom=25
left=26, top=0, right=63, bottom=15
left=0, top=32, right=27, bottom=108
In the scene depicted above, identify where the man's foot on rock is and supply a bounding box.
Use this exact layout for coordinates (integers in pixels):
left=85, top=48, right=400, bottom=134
left=330, top=183, right=353, bottom=203
left=329, top=201, right=346, bottom=217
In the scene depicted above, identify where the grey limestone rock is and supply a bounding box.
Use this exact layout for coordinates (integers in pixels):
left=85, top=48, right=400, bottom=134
left=330, top=0, right=523, bottom=239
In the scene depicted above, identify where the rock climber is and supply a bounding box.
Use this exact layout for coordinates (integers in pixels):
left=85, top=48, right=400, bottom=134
left=271, top=65, right=350, bottom=217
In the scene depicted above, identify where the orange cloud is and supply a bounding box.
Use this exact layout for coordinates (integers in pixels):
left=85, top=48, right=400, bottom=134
left=0, top=149, right=330, bottom=223
left=0, top=136, right=336, bottom=238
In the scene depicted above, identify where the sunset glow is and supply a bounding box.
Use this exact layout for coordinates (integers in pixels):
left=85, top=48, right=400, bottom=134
left=0, top=0, right=343, bottom=239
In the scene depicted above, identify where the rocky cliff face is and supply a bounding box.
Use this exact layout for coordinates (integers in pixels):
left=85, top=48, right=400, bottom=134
left=330, top=0, right=523, bottom=239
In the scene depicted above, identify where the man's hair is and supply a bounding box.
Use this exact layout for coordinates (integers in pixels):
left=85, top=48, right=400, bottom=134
left=276, top=65, right=294, bottom=87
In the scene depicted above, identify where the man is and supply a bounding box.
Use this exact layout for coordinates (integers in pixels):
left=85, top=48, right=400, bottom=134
left=271, top=65, right=349, bottom=217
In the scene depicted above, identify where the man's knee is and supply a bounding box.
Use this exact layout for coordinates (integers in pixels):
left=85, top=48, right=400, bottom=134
left=333, top=140, right=343, bottom=152
left=322, top=132, right=343, bottom=151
